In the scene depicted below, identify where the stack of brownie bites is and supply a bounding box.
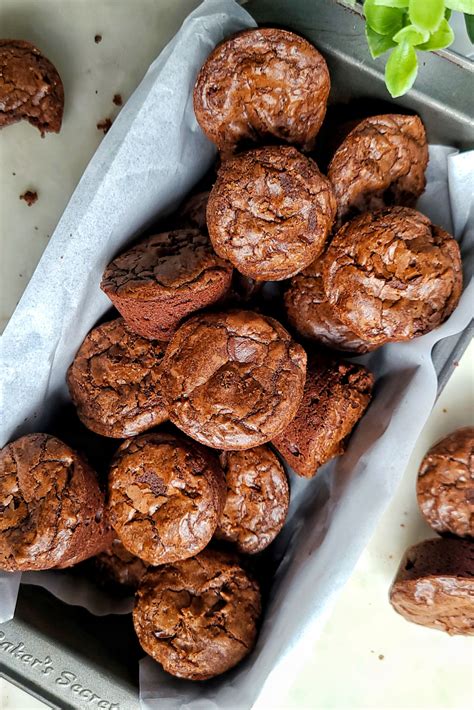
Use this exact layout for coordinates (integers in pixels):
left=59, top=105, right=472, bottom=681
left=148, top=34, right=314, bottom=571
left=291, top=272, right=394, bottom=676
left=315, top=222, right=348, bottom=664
left=0, top=28, right=468, bottom=679
left=390, top=427, right=474, bottom=636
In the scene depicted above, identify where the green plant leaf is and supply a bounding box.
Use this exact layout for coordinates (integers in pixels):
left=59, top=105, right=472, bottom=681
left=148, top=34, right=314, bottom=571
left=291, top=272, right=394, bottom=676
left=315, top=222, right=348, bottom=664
left=465, top=13, right=474, bottom=42
left=393, top=24, right=430, bottom=44
left=364, top=0, right=405, bottom=35
left=445, top=1, right=474, bottom=13
left=418, top=19, right=455, bottom=49
left=409, top=0, right=445, bottom=32
left=366, top=24, right=398, bottom=56
left=445, top=8, right=452, bottom=19
left=372, top=0, right=408, bottom=7
left=385, top=42, right=418, bottom=97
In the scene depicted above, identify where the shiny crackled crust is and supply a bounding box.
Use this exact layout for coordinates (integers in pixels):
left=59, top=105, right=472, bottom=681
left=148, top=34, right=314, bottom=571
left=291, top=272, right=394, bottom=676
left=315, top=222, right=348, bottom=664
left=0, top=40, right=64, bottom=134
left=207, top=146, right=336, bottom=281
left=93, top=538, right=148, bottom=591
left=133, top=548, right=261, bottom=680
left=390, top=538, right=474, bottom=636
left=161, top=310, right=307, bottom=450
left=328, top=114, right=428, bottom=225
left=417, top=427, right=474, bottom=538
left=272, top=356, right=374, bottom=478
left=284, top=256, right=377, bottom=354
left=193, top=27, right=330, bottom=154
left=100, top=229, right=233, bottom=339
left=323, top=207, right=463, bottom=346
left=215, top=446, right=289, bottom=553
left=107, top=432, right=226, bottom=566
left=67, top=318, right=168, bottom=438
left=0, top=434, right=111, bottom=571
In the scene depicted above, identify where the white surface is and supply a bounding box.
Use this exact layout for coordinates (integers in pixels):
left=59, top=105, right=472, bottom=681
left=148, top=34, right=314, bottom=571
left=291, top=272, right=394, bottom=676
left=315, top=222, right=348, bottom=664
left=1, top=1, right=473, bottom=708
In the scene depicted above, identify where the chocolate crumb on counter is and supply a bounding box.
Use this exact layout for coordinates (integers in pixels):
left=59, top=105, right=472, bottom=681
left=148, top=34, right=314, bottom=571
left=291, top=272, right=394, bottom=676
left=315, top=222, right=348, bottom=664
left=19, top=190, right=38, bottom=206
left=94, top=34, right=102, bottom=44
left=97, top=118, right=112, bottom=134
left=113, top=93, right=123, bottom=106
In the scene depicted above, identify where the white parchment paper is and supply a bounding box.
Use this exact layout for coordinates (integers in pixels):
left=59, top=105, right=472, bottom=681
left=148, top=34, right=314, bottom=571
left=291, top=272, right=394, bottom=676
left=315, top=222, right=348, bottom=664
left=0, top=0, right=473, bottom=706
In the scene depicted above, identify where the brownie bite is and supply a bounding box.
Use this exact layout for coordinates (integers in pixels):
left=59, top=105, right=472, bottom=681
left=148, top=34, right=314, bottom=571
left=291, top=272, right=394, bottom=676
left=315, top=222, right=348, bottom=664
left=0, top=40, right=64, bottom=134
left=161, top=310, right=307, bottom=450
left=107, top=432, right=226, bottom=566
left=92, top=538, right=148, bottom=593
left=417, top=427, right=474, bottom=538
left=284, top=256, right=376, bottom=354
left=67, top=318, right=168, bottom=438
left=272, top=356, right=374, bottom=478
left=194, top=28, right=330, bottom=154
left=207, top=146, right=336, bottom=281
left=101, top=229, right=233, bottom=340
left=215, top=446, right=289, bottom=554
left=133, top=548, right=261, bottom=680
left=390, top=538, right=474, bottom=636
left=323, top=207, right=462, bottom=346
left=0, top=434, right=111, bottom=571
left=328, top=114, right=428, bottom=225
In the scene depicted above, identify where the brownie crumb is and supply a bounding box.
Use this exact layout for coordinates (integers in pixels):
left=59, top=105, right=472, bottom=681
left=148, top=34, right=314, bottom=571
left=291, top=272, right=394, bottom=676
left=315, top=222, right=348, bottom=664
left=12, top=172, right=16, bottom=176
left=20, top=190, right=38, bottom=206
left=378, top=654, right=384, bottom=660
left=94, top=34, right=102, bottom=44
left=113, top=93, right=123, bottom=106
left=97, top=118, right=112, bottom=134
left=443, top=408, right=448, bottom=413
left=34, top=226, right=38, bottom=231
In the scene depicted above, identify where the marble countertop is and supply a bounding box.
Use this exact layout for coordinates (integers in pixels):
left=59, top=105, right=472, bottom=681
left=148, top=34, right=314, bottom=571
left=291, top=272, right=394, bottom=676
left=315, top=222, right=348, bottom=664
left=1, top=2, right=473, bottom=708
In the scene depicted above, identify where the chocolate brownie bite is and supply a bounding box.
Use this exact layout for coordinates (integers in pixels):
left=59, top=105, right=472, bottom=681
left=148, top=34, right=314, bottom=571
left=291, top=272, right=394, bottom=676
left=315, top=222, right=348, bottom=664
left=92, top=538, right=148, bottom=592
left=133, top=548, right=261, bottom=680
left=67, top=317, right=168, bottom=438
left=390, top=538, right=474, bottom=636
left=272, top=356, right=373, bottom=478
left=207, top=146, right=336, bottom=281
left=107, top=432, right=226, bottom=566
left=215, top=446, right=289, bottom=554
left=194, top=28, right=330, bottom=154
left=323, top=208, right=462, bottom=346
left=0, top=40, right=64, bottom=134
left=417, top=427, right=474, bottom=538
left=0, top=434, right=111, bottom=571
left=161, top=310, right=307, bottom=450
left=284, top=257, right=377, bottom=354
left=101, top=229, right=233, bottom=340
left=328, top=114, right=428, bottom=225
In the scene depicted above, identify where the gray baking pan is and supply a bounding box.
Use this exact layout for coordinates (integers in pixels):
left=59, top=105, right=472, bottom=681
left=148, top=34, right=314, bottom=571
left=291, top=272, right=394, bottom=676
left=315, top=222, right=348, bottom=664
left=1, top=1, right=473, bottom=708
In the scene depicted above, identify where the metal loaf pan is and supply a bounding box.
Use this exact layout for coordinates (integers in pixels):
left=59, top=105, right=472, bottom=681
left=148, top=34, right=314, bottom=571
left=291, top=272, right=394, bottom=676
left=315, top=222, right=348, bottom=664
left=1, top=1, right=473, bottom=708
